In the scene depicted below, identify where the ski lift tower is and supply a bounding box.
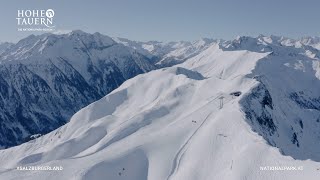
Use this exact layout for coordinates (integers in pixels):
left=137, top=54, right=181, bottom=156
left=219, top=96, right=224, bottom=109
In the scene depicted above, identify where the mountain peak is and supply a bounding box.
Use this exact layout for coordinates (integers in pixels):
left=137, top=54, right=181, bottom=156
left=68, top=29, right=89, bottom=36
left=0, top=31, right=118, bottom=61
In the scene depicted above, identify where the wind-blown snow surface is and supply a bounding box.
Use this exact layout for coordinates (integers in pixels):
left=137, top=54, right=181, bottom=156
left=0, top=37, right=320, bottom=180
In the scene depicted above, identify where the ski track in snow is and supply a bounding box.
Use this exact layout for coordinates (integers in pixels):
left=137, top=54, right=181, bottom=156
left=167, top=111, right=214, bottom=180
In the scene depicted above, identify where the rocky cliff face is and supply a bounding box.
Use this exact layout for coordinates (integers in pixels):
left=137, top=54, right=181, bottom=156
left=235, top=35, right=320, bottom=161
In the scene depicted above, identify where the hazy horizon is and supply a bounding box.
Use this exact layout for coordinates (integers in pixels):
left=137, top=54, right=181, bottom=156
left=1, top=0, right=320, bottom=43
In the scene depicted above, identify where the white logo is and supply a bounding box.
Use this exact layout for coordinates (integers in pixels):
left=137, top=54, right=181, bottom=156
left=16, top=9, right=56, bottom=32
left=46, top=9, right=54, bottom=18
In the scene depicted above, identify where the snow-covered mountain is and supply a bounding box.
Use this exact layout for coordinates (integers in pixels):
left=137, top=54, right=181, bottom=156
left=0, top=34, right=319, bottom=180
left=0, top=42, right=13, bottom=55
left=114, top=37, right=218, bottom=67
left=0, top=30, right=155, bottom=148
left=300, top=36, right=320, bottom=50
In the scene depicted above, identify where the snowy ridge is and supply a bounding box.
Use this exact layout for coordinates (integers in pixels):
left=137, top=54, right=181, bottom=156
left=0, top=35, right=319, bottom=179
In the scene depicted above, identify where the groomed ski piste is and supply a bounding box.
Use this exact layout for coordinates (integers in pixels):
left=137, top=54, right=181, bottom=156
left=0, top=40, right=320, bottom=180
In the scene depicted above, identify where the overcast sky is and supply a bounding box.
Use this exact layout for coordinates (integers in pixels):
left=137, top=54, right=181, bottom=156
left=1, top=0, right=319, bottom=42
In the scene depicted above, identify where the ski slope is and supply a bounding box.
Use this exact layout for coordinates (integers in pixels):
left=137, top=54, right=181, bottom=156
left=0, top=40, right=319, bottom=180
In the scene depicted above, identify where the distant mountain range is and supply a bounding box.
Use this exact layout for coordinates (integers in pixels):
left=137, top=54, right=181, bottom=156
left=0, top=32, right=319, bottom=180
